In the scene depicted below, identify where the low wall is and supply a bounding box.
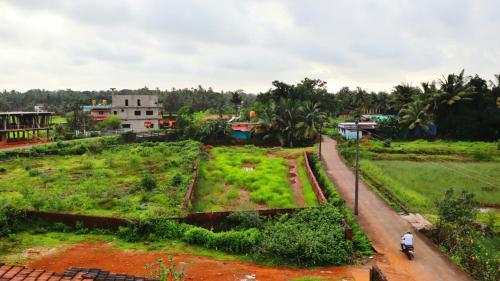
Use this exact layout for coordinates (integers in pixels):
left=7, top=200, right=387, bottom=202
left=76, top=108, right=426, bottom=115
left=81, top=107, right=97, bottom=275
left=303, top=151, right=327, bottom=203
left=26, top=211, right=127, bottom=230
left=181, top=164, right=200, bottom=211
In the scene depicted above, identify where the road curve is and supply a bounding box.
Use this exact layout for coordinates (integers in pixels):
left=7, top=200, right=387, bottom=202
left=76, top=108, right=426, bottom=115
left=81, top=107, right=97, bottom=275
left=320, top=136, right=472, bottom=281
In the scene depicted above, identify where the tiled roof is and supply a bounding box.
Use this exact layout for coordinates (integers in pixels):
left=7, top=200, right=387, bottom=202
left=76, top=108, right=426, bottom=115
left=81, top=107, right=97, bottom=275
left=0, top=265, right=156, bottom=281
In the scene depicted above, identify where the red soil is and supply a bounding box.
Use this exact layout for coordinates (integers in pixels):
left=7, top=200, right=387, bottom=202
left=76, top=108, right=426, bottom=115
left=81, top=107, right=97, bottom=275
left=27, top=241, right=371, bottom=281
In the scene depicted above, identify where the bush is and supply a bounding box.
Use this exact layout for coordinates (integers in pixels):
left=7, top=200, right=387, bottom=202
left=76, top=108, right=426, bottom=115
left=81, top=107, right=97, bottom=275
left=171, top=173, right=183, bottom=186
left=29, top=169, right=42, bottom=177
left=0, top=167, right=6, bottom=173
left=141, top=173, right=157, bottom=191
left=383, top=139, right=392, bottom=148
left=0, top=194, right=28, bottom=237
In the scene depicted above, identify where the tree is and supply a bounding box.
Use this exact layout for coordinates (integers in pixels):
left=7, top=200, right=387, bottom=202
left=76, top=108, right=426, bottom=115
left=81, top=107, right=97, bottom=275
left=275, top=99, right=301, bottom=147
left=390, top=83, right=421, bottom=113
left=230, top=91, right=242, bottom=115
left=399, top=100, right=434, bottom=132
left=297, top=101, right=325, bottom=140
left=102, top=115, right=121, bottom=130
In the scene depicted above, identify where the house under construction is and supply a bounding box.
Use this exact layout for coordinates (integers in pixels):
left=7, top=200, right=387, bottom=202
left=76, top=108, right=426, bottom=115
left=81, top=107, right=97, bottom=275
left=0, top=112, right=54, bottom=143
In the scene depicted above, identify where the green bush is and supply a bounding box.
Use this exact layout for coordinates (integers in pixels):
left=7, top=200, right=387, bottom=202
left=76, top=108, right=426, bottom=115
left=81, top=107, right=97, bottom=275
left=29, top=169, right=42, bottom=177
left=141, top=173, right=157, bottom=191
left=0, top=167, right=6, bottom=173
left=259, top=206, right=351, bottom=266
left=171, top=173, right=183, bottom=186
left=119, top=205, right=356, bottom=266
left=0, top=194, right=28, bottom=237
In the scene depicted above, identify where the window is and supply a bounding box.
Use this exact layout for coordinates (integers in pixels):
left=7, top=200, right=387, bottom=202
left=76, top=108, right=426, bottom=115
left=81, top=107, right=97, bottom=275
left=137, top=99, right=141, bottom=106
left=122, top=124, right=131, bottom=129
left=98, top=111, right=104, bottom=115
left=146, top=110, right=153, bottom=116
left=125, top=99, right=129, bottom=106
left=121, top=109, right=124, bottom=112
left=134, top=110, right=141, bottom=116
left=113, top=111, right=117, bottom=115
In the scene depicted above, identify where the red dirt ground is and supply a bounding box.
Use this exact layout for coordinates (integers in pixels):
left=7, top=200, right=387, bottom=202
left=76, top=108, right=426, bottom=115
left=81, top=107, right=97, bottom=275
left=27, top=241, right=372, bottom=281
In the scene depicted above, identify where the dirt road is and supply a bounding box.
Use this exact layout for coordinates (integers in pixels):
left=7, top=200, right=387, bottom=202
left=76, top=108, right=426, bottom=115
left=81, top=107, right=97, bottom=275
left=320, top=136, right=472, bottom=281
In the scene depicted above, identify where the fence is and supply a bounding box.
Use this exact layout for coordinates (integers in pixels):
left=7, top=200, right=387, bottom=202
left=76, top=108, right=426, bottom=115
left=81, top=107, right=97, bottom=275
left=303, top=151, right=327, bottom=203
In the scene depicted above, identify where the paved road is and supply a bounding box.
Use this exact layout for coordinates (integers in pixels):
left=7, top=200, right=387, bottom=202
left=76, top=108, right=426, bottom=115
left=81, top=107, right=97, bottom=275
left=321, top=136, right=472, bottom=281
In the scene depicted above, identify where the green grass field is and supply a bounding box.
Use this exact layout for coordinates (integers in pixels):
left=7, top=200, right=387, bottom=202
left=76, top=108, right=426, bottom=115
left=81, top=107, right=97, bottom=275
left=191, top=146, right=316, bottom=212
left=0, top=140, right=202, bottom=218
left=361, top=160, right=500, bottom=219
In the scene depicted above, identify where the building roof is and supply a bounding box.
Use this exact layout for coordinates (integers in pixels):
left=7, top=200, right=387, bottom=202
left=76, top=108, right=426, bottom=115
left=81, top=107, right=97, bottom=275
left=337, top=122, right=377, bottom=130
left=0, top=112, right=54, bottom=116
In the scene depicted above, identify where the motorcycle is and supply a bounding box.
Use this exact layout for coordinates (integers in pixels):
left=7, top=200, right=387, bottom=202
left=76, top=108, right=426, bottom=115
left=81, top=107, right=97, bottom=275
left=402, top=245, right=415, bottom=260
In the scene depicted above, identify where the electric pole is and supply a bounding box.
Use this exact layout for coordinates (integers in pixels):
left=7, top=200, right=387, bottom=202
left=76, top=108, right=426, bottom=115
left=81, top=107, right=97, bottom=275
left=318, top=121, right=323, bottom=161
left=354, top=120, right=360, bottom=215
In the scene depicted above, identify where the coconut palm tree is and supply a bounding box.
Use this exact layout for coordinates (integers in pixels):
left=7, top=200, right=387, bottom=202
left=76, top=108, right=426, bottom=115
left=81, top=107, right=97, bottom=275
left=275, top=99, right=301, bottom=147
left=297, top=101, right=326, bottom=140
left=399, top=100, right=434, bottom=132
left=390, top=83, right=421, bottom=113
left=438, top=70, right=473, bottom=105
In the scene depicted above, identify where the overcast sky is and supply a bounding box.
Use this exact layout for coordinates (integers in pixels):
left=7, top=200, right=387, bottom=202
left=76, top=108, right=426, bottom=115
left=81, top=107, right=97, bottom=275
left=1, top=0, right=499, bottom=93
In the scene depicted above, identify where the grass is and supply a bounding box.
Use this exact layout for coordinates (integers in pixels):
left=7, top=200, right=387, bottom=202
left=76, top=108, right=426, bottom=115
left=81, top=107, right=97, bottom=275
left=191, top=145, right=313, bottom=212
left=361, top=160, right=500, bottom=219
left=0, top=140, right=202, bottom=219
left=297, top=155, right=319, bottom=207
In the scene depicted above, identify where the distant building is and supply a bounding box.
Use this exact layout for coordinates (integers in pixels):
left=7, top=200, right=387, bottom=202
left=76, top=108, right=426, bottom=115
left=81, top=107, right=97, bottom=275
left=0, top=112, right=54, bottom=143
left=337, top=122, right=376, bottom=140
left=82, top=100, right=112, bottom=122
left=112, top=95, right=162, bottom=131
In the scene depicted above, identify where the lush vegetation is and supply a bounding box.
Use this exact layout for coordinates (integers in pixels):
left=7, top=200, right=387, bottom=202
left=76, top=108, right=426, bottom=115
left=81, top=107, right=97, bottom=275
left=428, top=189, right=499, bottom=281
left=119, top=204, right=365, bottom=266
left=0, top=140, right=202, bottom=218
left=192, top=146, right=312, bottom=212
left=334, top=71, right=500, bottom=141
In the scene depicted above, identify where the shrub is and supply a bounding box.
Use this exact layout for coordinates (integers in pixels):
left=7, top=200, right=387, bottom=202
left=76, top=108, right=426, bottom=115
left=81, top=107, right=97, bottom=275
left=29, top=169, right=42, bottom=177
left=0, top=167, right=6, bottom=173
left=0, top=194, right=28, bottom=237
left=383, top=139, right=392, bottom=148
left=171, top=173, right=183, bottom=186
left=141, top=173, right=157, bottom=191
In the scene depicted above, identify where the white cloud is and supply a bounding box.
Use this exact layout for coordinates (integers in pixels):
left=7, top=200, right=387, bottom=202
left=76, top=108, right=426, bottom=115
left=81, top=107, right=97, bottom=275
left=0, top=0, right=499, bottom=93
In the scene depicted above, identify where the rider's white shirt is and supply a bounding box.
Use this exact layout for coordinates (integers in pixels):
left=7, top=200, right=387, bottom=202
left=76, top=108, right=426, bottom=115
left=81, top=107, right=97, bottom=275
left=403, top=233, right=413, bottom=245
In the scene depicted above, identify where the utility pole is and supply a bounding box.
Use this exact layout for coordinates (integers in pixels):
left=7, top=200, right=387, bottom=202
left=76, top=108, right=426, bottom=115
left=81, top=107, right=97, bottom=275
left=354, top=120, right=360, bottom=215
left=318, top=121, right=323, bottom=160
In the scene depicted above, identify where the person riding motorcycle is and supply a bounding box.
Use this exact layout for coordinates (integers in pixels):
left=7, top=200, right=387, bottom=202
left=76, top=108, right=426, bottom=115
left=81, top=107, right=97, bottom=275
left=401, top=230, right=414, bottom=251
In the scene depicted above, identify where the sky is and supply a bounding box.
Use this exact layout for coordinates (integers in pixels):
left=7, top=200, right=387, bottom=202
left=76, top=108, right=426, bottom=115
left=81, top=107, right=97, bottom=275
left=0, top=0, right=499, bottom=93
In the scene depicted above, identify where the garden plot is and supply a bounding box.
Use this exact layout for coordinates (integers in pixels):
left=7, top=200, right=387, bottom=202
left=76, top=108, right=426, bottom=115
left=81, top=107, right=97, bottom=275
left=0, top=140, right=202, bottom=219
left=190, top=145, right=319, bottom=212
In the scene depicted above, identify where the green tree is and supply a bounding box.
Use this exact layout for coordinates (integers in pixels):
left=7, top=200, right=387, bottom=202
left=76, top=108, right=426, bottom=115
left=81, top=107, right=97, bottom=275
left=399, top=100, right=434, bottom=133
left=102, top=115, right=121, bottom=130
left=297, top=101, right=325, bottom=140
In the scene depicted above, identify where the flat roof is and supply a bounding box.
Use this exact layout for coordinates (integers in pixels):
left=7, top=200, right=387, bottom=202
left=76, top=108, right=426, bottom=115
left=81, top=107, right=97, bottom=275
left=0, top=112, right=54, bottom=115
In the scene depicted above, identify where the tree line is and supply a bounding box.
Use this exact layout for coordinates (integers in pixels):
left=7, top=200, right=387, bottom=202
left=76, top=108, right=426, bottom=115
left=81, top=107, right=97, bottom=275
left=1, top=70, right=499, bottom=141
